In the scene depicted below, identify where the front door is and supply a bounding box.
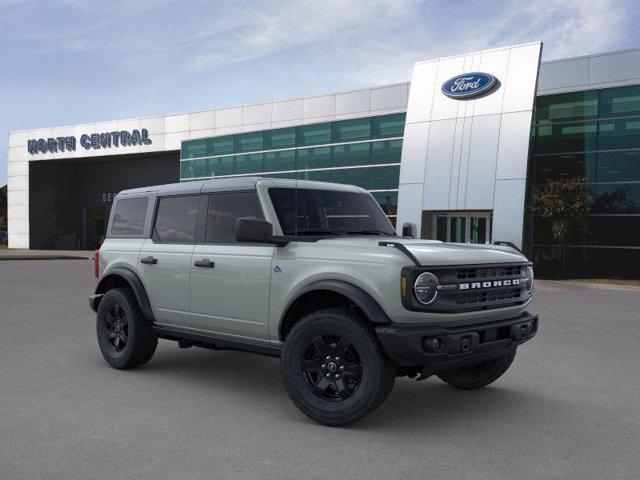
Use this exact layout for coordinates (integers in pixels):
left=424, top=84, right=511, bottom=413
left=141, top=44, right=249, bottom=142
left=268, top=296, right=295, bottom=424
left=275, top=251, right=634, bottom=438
left=432, top=212, right=492, bottom=244
left=189, top=191, right=274, bottom=339
left=137, top=194, right=200, bottom=328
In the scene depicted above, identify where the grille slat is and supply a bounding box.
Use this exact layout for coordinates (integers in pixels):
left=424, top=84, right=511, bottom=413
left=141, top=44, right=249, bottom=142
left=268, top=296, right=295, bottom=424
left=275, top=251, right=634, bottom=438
left=456, top=265, right=524, bottom=281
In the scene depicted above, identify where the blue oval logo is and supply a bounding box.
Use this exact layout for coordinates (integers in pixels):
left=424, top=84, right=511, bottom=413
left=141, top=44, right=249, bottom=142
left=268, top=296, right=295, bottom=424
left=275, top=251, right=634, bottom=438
left=441, top=72, right=497, bottom=99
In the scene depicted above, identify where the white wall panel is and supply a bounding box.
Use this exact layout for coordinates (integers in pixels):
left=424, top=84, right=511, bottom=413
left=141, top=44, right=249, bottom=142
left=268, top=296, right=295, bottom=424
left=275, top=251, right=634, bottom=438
left=164, top=114, right=189, bottom=133
left=463, top=114, right=501, bottom=209
left=272, top=99, right=303, bottom=122
left=8, top=233, right=29, bottom=249
left=502, top=43, right=542, bottom=113
left=538, top=58, right=589, bottom=92
left=396, top=183, right=423, bottom=234
left=303, top=95, right=335, bottom=118
left=398, top=122, right=430, bottom=184
left=406, top=63, right=439, bottom=124
left=370, top=84, right=408, bottom=111
left=243, top=103, right=272, bottom=125
left=495, top=110, right=534, bottom=179
left=7, top=161, right=28, bottom=177
left=8, top=175, right=29, bottom=191
left=430, top=56, right=467, bottom=121
left=336, top=90, right=370, bottom=115
left=189, top=111, right=215, bottom=131
left=8, top=147, right=27, bottom=163
left=8, top=131, right=28, bottom=147
left=472, top=48, right=510, bottom=117
left=215, top=107, right=242, bottom=128
left=589, top=50, right=640, bottom=85
left=492, top=179, right=527, bottom=245
left=140, top=116, right=165, bottom=134
left=422, top=119, right=456, bottom=211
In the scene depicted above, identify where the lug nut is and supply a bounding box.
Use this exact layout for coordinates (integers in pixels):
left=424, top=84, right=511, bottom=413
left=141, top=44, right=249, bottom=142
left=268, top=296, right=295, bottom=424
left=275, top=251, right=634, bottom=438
left=321, top=364, right=326, bottom=369
left=335, top=357, right=339, bottom=361
left=326, top=373, right=330, bottom=378
left=340, top=366, right=344, bottom=370
left=335, top=374, right=340, bottom=379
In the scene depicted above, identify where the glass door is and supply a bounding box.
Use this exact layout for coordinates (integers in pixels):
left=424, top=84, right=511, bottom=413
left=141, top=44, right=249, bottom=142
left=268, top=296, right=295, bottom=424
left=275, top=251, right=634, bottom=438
left=431, top=212, right=492, bottom=244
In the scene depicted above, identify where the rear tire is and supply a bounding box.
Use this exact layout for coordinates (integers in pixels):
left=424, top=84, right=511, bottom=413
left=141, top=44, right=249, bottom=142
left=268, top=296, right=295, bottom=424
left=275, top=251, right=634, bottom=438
left=96, top=288, right=158, bottom=369
left=281, top=308, right=396, bottom=426
left=436, top=349, right=516, bottom=390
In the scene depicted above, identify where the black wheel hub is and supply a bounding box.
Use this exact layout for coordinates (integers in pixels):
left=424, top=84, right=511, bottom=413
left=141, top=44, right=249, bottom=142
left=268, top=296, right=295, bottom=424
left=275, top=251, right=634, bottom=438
left=302, top=335, right=363, bottom=401
left=106, top=304, right=128, bottom=352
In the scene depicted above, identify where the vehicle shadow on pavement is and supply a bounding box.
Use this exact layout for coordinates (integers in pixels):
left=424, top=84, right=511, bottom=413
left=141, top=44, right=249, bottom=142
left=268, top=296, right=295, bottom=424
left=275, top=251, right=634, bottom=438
left=111, top=341, right=556, bottom=431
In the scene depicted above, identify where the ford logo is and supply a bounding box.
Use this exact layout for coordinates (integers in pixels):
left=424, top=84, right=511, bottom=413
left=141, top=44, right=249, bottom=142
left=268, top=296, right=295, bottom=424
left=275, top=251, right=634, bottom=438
left=441, top=72, right=497, bottom=99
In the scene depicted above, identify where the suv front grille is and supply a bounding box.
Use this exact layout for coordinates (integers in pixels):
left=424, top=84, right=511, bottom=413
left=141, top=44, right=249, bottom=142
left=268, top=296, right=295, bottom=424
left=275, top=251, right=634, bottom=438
left=456, top=287, right=522, bottom=305
left=402, top=262, right=532, bottom=313
left=457, top=265, right=524, bottom=281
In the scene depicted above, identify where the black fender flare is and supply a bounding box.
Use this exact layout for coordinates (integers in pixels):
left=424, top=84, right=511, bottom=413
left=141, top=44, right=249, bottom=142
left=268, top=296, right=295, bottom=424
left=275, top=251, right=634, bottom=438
left=94, top=267, right=155, bottom=322
left=280, top=279, right=392, bottom=338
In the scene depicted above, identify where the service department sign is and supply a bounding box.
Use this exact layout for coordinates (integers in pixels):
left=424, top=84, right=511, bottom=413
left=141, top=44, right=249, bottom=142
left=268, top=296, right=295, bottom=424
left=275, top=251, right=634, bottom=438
left=441, top=72, right=497, bottom=99
left=27, top=128, right=152, bottom=155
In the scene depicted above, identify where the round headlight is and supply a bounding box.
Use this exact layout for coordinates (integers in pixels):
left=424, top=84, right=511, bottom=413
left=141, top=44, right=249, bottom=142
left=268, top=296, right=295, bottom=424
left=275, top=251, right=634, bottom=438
left=414, top=272, right=440, bottom=305
left=525, top=266, right=534, bottom=294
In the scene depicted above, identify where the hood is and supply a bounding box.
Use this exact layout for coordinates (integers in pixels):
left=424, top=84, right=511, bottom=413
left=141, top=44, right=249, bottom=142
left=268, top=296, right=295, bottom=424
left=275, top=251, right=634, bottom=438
left=316, top=237, right=527, bottom=266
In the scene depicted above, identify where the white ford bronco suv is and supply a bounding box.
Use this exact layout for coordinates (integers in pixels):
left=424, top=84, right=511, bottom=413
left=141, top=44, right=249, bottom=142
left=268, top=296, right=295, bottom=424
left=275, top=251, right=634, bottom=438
left=90, top=177, right=537, bottom=426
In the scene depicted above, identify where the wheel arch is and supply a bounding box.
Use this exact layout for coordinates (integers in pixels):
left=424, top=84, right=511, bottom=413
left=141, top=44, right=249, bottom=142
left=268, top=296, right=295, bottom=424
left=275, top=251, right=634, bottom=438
left=94, top=267, right=155, bottom=322
left=279, top=280, right=391, bottom=341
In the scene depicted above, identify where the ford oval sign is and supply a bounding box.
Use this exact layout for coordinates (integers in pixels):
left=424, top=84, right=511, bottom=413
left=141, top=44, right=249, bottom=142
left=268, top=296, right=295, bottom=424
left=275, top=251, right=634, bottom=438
left=441, top=72, right=497, bottom=99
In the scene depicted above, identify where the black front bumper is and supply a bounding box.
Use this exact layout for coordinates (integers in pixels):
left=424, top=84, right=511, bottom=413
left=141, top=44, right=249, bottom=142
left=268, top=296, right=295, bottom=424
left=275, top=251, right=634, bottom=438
left=375, top=311, right=538, bottom=372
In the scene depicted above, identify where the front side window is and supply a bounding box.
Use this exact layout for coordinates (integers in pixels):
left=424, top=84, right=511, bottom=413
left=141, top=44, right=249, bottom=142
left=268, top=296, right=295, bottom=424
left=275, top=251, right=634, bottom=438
left=205, top=192, right=263, bottom=243
left=153, top=195, right=200, bottom=243
left=110, top=197, right=148, bottom=236
left=268, top=188, right=395, bottom=236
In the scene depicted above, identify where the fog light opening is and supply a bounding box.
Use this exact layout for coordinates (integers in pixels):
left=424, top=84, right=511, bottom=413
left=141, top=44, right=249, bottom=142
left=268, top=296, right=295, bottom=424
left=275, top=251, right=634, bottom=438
left=423, top=336, right=445, bottom=353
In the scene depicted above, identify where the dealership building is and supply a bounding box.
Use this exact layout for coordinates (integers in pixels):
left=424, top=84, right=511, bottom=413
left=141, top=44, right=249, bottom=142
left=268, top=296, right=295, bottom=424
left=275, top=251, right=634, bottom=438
left=6, top=42, right=640, bottom=277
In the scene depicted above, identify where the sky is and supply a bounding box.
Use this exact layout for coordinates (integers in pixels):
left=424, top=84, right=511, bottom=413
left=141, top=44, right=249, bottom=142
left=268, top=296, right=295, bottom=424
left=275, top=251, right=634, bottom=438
left=1, top=0, right=640, bottom=186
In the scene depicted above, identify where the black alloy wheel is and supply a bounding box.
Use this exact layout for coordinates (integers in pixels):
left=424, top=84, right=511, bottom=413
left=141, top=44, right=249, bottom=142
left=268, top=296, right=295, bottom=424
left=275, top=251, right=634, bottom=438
left=105, top=304, right=129, bottom=352
left=302, top=335, right=363, bottom=401
left=96, top=288, right=158, bottom=369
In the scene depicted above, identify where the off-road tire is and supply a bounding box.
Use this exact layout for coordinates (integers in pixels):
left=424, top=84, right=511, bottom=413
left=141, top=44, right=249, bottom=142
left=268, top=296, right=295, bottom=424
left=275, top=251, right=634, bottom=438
left=436, top=349, right=517, bottom=389
left=96, top=288, right=158, bottom=369
left=281, top=308, right=396, bottom=426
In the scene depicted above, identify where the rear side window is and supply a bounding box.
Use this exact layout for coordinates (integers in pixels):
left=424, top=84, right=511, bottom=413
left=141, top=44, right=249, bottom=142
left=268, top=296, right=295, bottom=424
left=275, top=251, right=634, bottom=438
left=153, top=195, right=200, bottom=243
left=205, top=192, right=263, bottom=243
left=110, top=197, right=148, bottom=236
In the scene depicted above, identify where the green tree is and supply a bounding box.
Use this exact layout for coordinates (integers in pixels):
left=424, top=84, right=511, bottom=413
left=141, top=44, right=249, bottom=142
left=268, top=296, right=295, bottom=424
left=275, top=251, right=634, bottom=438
left=533, top=177, right=589, bottom=277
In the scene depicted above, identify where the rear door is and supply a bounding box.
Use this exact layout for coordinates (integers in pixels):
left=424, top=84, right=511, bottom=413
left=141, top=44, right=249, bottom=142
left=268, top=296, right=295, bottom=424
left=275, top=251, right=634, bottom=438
left=189, top=191, right=274, bottom=339
left=137, top=194, right=201, bottom=328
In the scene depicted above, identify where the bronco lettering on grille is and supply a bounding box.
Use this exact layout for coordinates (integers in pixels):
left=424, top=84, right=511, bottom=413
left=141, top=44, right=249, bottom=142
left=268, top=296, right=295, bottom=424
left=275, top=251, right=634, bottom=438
left=458, top=279, right=521, bottom=290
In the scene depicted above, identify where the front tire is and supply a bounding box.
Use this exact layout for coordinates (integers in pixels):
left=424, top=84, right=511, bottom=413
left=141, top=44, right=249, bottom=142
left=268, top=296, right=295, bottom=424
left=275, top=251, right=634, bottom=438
left=436, top=349, right=517, bottom=390
left=96, top=288, right=158, bottom=369
left=281, top=308, right=396, bottom=426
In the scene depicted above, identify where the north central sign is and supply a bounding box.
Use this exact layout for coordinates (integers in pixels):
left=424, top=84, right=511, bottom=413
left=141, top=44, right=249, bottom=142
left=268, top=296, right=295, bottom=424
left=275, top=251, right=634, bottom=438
left=441, top=72, right=497, bottom=99
left=27, top=128, right=152, bottom=155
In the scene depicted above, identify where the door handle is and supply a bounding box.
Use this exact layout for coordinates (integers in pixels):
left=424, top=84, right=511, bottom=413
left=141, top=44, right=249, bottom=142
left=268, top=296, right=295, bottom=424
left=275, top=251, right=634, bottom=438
left=140, top=256, right=157, bottom=265
left=194, top=258, right=215, bottom=268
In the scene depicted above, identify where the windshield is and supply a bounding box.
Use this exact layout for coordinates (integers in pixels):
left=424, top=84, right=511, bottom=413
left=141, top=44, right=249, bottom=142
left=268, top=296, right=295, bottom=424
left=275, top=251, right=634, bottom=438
left=268, top=187, right=396, bottom=237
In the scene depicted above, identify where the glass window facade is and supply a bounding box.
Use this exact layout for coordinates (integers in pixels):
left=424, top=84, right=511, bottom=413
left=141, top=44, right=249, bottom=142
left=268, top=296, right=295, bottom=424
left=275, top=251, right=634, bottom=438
left=180, top=113, right=405, bottom=225
left=526, top=84, right=640, bottom=278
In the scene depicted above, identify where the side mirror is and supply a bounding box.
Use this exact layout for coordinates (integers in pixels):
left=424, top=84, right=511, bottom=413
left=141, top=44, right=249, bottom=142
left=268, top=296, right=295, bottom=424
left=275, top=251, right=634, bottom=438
left=236, top=217, right=274, bottom=243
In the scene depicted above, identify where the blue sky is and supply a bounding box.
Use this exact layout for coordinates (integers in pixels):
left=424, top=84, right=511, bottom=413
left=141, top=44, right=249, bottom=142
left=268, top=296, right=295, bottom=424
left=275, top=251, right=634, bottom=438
left=2, top=0, right=639, bottom=186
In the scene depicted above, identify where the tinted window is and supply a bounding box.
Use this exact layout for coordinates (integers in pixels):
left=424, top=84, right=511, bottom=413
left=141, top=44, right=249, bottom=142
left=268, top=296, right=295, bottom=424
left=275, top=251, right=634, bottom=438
left=268, top=188, right=395, bottom=236
left=110, top=197, right=148, bottom=236
left=205, top=192, right=263, bottom=243
left=154, top=195, right=200, bottom=243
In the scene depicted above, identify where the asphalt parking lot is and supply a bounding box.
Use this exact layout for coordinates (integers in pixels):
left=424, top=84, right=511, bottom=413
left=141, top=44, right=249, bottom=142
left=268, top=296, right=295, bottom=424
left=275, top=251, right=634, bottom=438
left=1, top=260, right=639, bottom=480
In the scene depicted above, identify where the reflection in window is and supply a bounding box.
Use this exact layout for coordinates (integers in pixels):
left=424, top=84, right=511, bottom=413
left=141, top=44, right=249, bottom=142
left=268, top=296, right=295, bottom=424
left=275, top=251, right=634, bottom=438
left=154, top=196, right=199, bottom=243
